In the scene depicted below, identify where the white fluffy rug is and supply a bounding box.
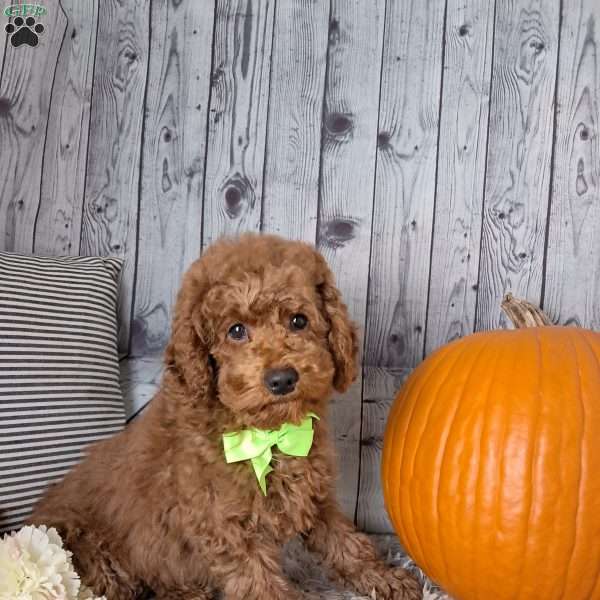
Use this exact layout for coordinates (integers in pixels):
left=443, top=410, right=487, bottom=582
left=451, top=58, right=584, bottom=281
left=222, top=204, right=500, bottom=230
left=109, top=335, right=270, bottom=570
left=282, top=534, right=450, bottom=599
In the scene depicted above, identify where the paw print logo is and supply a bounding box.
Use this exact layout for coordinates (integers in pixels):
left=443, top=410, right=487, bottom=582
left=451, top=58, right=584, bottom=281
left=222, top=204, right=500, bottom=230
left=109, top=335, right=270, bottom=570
left=5, top=16, right=44, bottom=47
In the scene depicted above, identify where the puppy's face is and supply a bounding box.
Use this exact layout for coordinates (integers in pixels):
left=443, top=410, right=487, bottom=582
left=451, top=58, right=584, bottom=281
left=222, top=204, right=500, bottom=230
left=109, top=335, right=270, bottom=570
left=202, top=264, right=336, bottom=429
left=166, top=236, right=358, bottom=430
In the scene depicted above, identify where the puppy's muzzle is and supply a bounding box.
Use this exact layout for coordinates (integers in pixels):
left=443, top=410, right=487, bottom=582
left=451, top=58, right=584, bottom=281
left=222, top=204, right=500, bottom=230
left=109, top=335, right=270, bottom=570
left=263, top=367, right=299, bottom=396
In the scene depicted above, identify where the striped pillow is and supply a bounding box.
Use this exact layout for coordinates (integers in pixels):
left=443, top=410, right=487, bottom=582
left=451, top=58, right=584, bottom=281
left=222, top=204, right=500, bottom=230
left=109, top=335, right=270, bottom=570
left=0, top=252, right=126, bottom=535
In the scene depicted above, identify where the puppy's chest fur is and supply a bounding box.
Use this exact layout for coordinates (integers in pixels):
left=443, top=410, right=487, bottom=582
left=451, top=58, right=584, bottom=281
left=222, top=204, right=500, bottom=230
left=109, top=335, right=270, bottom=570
left=225, top=436, right=332, bottom=540
left=262, top=459, right=324, bottom=539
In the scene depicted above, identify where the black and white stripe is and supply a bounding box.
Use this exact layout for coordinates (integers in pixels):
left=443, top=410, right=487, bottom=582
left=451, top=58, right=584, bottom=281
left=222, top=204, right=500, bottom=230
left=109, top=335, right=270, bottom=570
left=0, top=252, right=126, bottom=535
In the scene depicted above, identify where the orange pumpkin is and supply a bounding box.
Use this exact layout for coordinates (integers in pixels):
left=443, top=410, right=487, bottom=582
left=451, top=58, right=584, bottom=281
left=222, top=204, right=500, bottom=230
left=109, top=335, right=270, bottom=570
left=382, top=295, right=600, bottom=600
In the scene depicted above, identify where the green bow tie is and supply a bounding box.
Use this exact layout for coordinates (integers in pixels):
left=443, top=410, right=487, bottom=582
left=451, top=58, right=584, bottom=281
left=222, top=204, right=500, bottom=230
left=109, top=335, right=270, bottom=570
left=222, top=413, right=319, bottom=495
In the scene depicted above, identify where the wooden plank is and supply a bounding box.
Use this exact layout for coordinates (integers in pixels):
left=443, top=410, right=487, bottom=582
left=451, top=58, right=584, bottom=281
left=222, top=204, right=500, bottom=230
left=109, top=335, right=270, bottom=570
left=317, top=0, right=386, bottom=520
left=119, top=355, right=163, bottom=420
left=80, top=0, right=150, bottom=353
left=425, top=0, right=495, bottom=355
left=130, top=0, right=215, bottom=356
left=0, top=0, right=67, bottom=252
left=475, top=0, right=559, bottom=331
left=364, top=0, right=445, bottom=371
left=0, top=17, right=7, bottom=81
left=360, top=0, right=446, bottom=533
left=201, top=0, right=275, bottom=248
left=33, top=0, right=98, bottom=256
left=260, top=0, right=329, bottom=241
left=543, top=0, right=600, bottom=329
left=357, top=367, right=411, bottom=533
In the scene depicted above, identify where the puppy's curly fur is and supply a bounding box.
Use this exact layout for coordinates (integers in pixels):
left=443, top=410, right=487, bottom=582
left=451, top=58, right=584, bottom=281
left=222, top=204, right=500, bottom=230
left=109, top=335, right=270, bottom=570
left=29, top=235, right=421, bottom=600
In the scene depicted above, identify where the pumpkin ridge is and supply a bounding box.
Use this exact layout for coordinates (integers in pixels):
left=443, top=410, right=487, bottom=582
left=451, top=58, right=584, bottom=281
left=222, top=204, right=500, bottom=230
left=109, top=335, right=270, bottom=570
left=576, top=332, right=600, bottom=599
left=436, top=335, right=498, bottom=593
left=433, top=346, right=484, bottom=586
left=492, top=335, right=526, bottom=597
left=470, top=331, right=520, bottom=598
left=518, top=328, right=569, bottom=598
left=385, top=367, right=429, bottom=560
left=396, top=364, right=449, bottom=573
left=396, top=341, right=474, bottom=576
left=554, top=330, right=584, bottom=599
left=422, top=338, right=487, bottom=577
left=383, top=361, right=429, bottom=496
left=561, top=329, right=597, bottom=599
left=411, top=344, right=478, bottom=574
left=514, top=328, right=543, bottom=600
left=383, top=362, right=434, bottom=554
left=460, top=338, right=507, bottom=593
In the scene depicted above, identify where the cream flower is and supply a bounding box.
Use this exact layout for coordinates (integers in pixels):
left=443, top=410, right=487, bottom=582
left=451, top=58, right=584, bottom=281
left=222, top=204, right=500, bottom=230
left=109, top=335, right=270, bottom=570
left=0, top=525, right=105, bottom=600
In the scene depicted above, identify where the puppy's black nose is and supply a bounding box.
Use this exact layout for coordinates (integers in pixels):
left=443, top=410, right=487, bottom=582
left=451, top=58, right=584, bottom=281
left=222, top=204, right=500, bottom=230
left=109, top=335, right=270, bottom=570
left=264, top=367, right=299, bottom=396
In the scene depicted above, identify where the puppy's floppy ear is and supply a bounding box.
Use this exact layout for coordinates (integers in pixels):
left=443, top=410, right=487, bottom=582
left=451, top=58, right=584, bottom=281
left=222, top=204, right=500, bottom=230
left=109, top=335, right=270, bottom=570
left=164, top=263, right=213, bottom=398
left=315, top=256, right=359, bottom=393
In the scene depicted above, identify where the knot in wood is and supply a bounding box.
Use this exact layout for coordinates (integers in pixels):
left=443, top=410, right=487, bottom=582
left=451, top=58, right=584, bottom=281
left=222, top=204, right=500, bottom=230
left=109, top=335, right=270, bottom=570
left=0, top=97, right=11, bottom=116
left=225, top=187, right=241, bottom=210
left=131, top=303, right=170, bottom=354
left=377, top=131, right=391, bottom=148
left=222, top=174, right=253, bottom=219
left=388, top=332, right=405, bottom=356
left=325, top=112, right=353, bottom=137
left=320, top=218, right=357, bottom=249
left=530, top=40, right=545, bottom=52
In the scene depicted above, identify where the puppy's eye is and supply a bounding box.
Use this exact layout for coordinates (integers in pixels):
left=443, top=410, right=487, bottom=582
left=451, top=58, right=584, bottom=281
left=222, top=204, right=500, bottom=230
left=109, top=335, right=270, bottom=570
left=228, top=323, right=248, bottom=341
left=290, top=313, right=308, bottom=331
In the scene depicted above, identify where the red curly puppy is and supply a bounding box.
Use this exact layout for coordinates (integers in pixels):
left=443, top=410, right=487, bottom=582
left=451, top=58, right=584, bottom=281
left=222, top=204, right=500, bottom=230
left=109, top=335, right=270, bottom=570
left=30, top=235, right=421, bottom=600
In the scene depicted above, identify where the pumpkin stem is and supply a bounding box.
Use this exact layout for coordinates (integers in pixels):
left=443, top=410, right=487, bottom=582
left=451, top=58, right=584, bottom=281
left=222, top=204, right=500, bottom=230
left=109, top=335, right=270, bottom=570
left=501, top=293, right=553, bottom=329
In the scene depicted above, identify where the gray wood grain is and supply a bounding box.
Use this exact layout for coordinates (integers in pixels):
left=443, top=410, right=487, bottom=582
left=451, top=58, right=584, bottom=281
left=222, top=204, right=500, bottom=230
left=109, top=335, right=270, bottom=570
left=364, top=0, right=446, bottom=371
left=34, top=0, right=98, bottom=256
left=260, top=0, right=329, bottom=241
left=317, top=0, right=386, bottom=519
left=359, top=0, right=446, bottom=531
left=543, top=0, right=600, bottom=329
left=0, top=0, right=66, bottom=253
left=202, top=0, right=275, bottom=248
left=120, top=355, right=163, bottom=420
left=425, top=0, right=495, bottom=355
left=0, top=10, right=10, bottom=146
left=357, top=366, right=411, bottom=533
left=475, top=0, right=559, bottom=331
left=0, top=17, right=8, bottom=86
left=80, top=0, right=150, bottom=353
left=130, top=0, right=214, bottom=356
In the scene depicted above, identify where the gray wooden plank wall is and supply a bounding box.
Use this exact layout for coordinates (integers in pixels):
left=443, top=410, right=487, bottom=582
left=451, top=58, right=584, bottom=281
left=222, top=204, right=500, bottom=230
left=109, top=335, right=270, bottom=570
left=1, top=0, right=599, bottom=533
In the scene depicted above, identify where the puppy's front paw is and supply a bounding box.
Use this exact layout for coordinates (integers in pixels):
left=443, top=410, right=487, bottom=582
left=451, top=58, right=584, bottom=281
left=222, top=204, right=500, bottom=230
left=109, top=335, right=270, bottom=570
left=361, top=565, right=422, bottom=600
left=384, top=566, right=422, bottom=600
